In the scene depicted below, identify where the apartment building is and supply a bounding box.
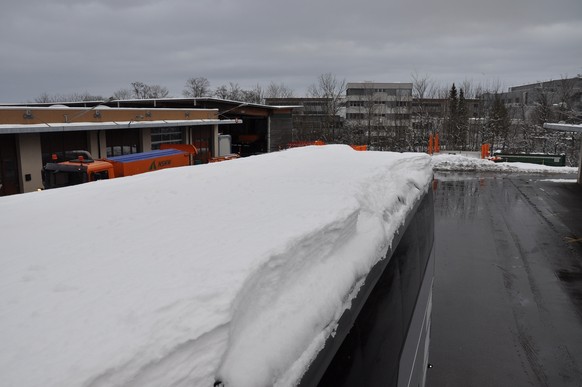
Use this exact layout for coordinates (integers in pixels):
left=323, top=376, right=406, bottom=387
left=345, top=82, right=413, bottom=149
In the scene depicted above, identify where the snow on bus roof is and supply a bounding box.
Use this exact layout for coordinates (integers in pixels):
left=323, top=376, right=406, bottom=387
left=0, top=145, right=432, bottom=387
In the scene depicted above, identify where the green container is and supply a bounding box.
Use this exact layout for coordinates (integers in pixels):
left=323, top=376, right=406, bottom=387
left=494, top=153, right=566, bottom=166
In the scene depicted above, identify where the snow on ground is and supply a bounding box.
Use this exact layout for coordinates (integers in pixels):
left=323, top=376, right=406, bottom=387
left=431, top=153, right=578, bottom=174
left=539, top=178, right=579, bottom=183
left=0, top=145, right=433, bottom=387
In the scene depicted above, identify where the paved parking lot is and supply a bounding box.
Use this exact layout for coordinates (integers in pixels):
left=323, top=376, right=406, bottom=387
left=427, top=172, right=582, bottom=387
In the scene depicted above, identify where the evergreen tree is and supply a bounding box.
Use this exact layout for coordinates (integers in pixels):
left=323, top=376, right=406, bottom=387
left=446, top=83, right=459, bottom=149
left=458, top=88, right=469, bottom=150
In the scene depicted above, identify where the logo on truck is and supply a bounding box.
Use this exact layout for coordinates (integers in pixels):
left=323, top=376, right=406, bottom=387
left=149, top=160, right=172, bottom=171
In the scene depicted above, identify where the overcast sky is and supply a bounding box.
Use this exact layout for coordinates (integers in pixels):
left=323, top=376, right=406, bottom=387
left=1, top=0, right=581, bottom=103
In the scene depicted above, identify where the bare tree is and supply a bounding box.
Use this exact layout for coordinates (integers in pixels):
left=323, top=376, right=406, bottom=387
left=556, top=75, right=579, bottom=123
left=34, top=92, right=53, bottom=103
left=241, top=83, right=264, bottom=104
left=212, top=82, right=264, bottom=103
left=34, top=92, right=104, bottom=103
left=346, top=82, right=380, bottom=147
left=486, top=93, right=511, bottom=151
left=307, top=73, right=346, bottom=142
left=183, top=77, right=211, bottom=98
left=111, top=88, right=133, bottom=100
left=130, top=82, right=170, bottom=99
left=147, top=85, right=170, bottom=98
left=213, top=82, right=244, bottom=101
left=265, top=82, right=294, bottom=98
left=411, top=71, right=436, bottom=100
left=411, top=72, right=436, bottom=150
left=214, top=85, right=229, bottom=99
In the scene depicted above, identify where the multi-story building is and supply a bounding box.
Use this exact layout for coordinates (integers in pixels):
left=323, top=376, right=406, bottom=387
left=496, top=75, right=582, bottom=123
left=264, top=97, right=344, bottom=144
left=345, top=82, right=413, bottom=150
left=482, top=76, right=582, bottom=161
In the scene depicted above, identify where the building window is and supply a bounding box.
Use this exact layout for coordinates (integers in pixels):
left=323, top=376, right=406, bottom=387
left=151, top=127, right=183, bottom=150
left=41, top=131, right=88, bottom=164
left=106, top=128, right=139, bottom=157
left=0, top=134, right=20, bottom=196
left=191, top=126, right=212, bottom=164
left=396, top=89, right=412, bottom=97
left=347, top=89, right=365, bottom=96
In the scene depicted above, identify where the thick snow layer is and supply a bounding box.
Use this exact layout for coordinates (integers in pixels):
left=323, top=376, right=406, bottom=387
left=431, top=153, right=578, bottom=174
left=0, top=145, right=432, bottom=387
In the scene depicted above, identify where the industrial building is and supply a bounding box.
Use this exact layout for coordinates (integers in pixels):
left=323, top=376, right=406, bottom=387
left=0, top=98, right=293, bottom=196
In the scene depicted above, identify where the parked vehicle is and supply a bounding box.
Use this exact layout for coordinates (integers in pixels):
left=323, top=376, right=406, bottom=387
left=42, top=146, right=196, bottom=189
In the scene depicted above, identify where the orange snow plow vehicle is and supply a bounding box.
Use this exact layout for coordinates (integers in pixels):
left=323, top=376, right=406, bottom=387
left=42, top=145, right=196, bottom=189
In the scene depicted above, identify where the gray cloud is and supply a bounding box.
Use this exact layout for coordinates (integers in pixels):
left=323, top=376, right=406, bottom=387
left=1, top=0, right=581, bottom=102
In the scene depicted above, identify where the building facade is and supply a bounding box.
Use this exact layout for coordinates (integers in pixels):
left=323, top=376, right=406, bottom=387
left=495, top=76, right=582, bottom=123
left=0, top=98, right=294, bottom=196
left=345, top=82, right=413, bottom=150
left=411, top=97, right=484, bottom=151
left=264, top=98, right=344, bottom=144
left=487, top=76, right=582, bottom=162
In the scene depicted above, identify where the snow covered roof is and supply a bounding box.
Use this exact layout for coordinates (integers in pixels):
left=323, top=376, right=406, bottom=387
left=431, top=153, right=578, bottom=174
left=544, top=122, right=582, bottom=133
left=0, top=145, right=432, bottom=387
left=0, top=119, right=239, bottom=134
left=109, top=97, right=293, bottom=111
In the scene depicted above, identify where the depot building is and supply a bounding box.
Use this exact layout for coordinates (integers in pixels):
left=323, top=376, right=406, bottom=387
left=0, top=98, right=294, bottom=196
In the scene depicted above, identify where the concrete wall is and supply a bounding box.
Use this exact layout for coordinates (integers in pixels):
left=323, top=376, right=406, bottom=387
left=16, top=133, right=43, bottom=192
left=1, top=106, right=218, bottom=125
left=139, top=128, right=151, bottom=152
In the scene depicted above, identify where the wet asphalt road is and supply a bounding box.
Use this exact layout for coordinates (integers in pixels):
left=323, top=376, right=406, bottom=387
left=426, top=172, right=582, bottom=387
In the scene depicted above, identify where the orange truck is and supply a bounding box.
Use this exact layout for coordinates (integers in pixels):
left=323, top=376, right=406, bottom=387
left=42, top=147, right=194, bottom=189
